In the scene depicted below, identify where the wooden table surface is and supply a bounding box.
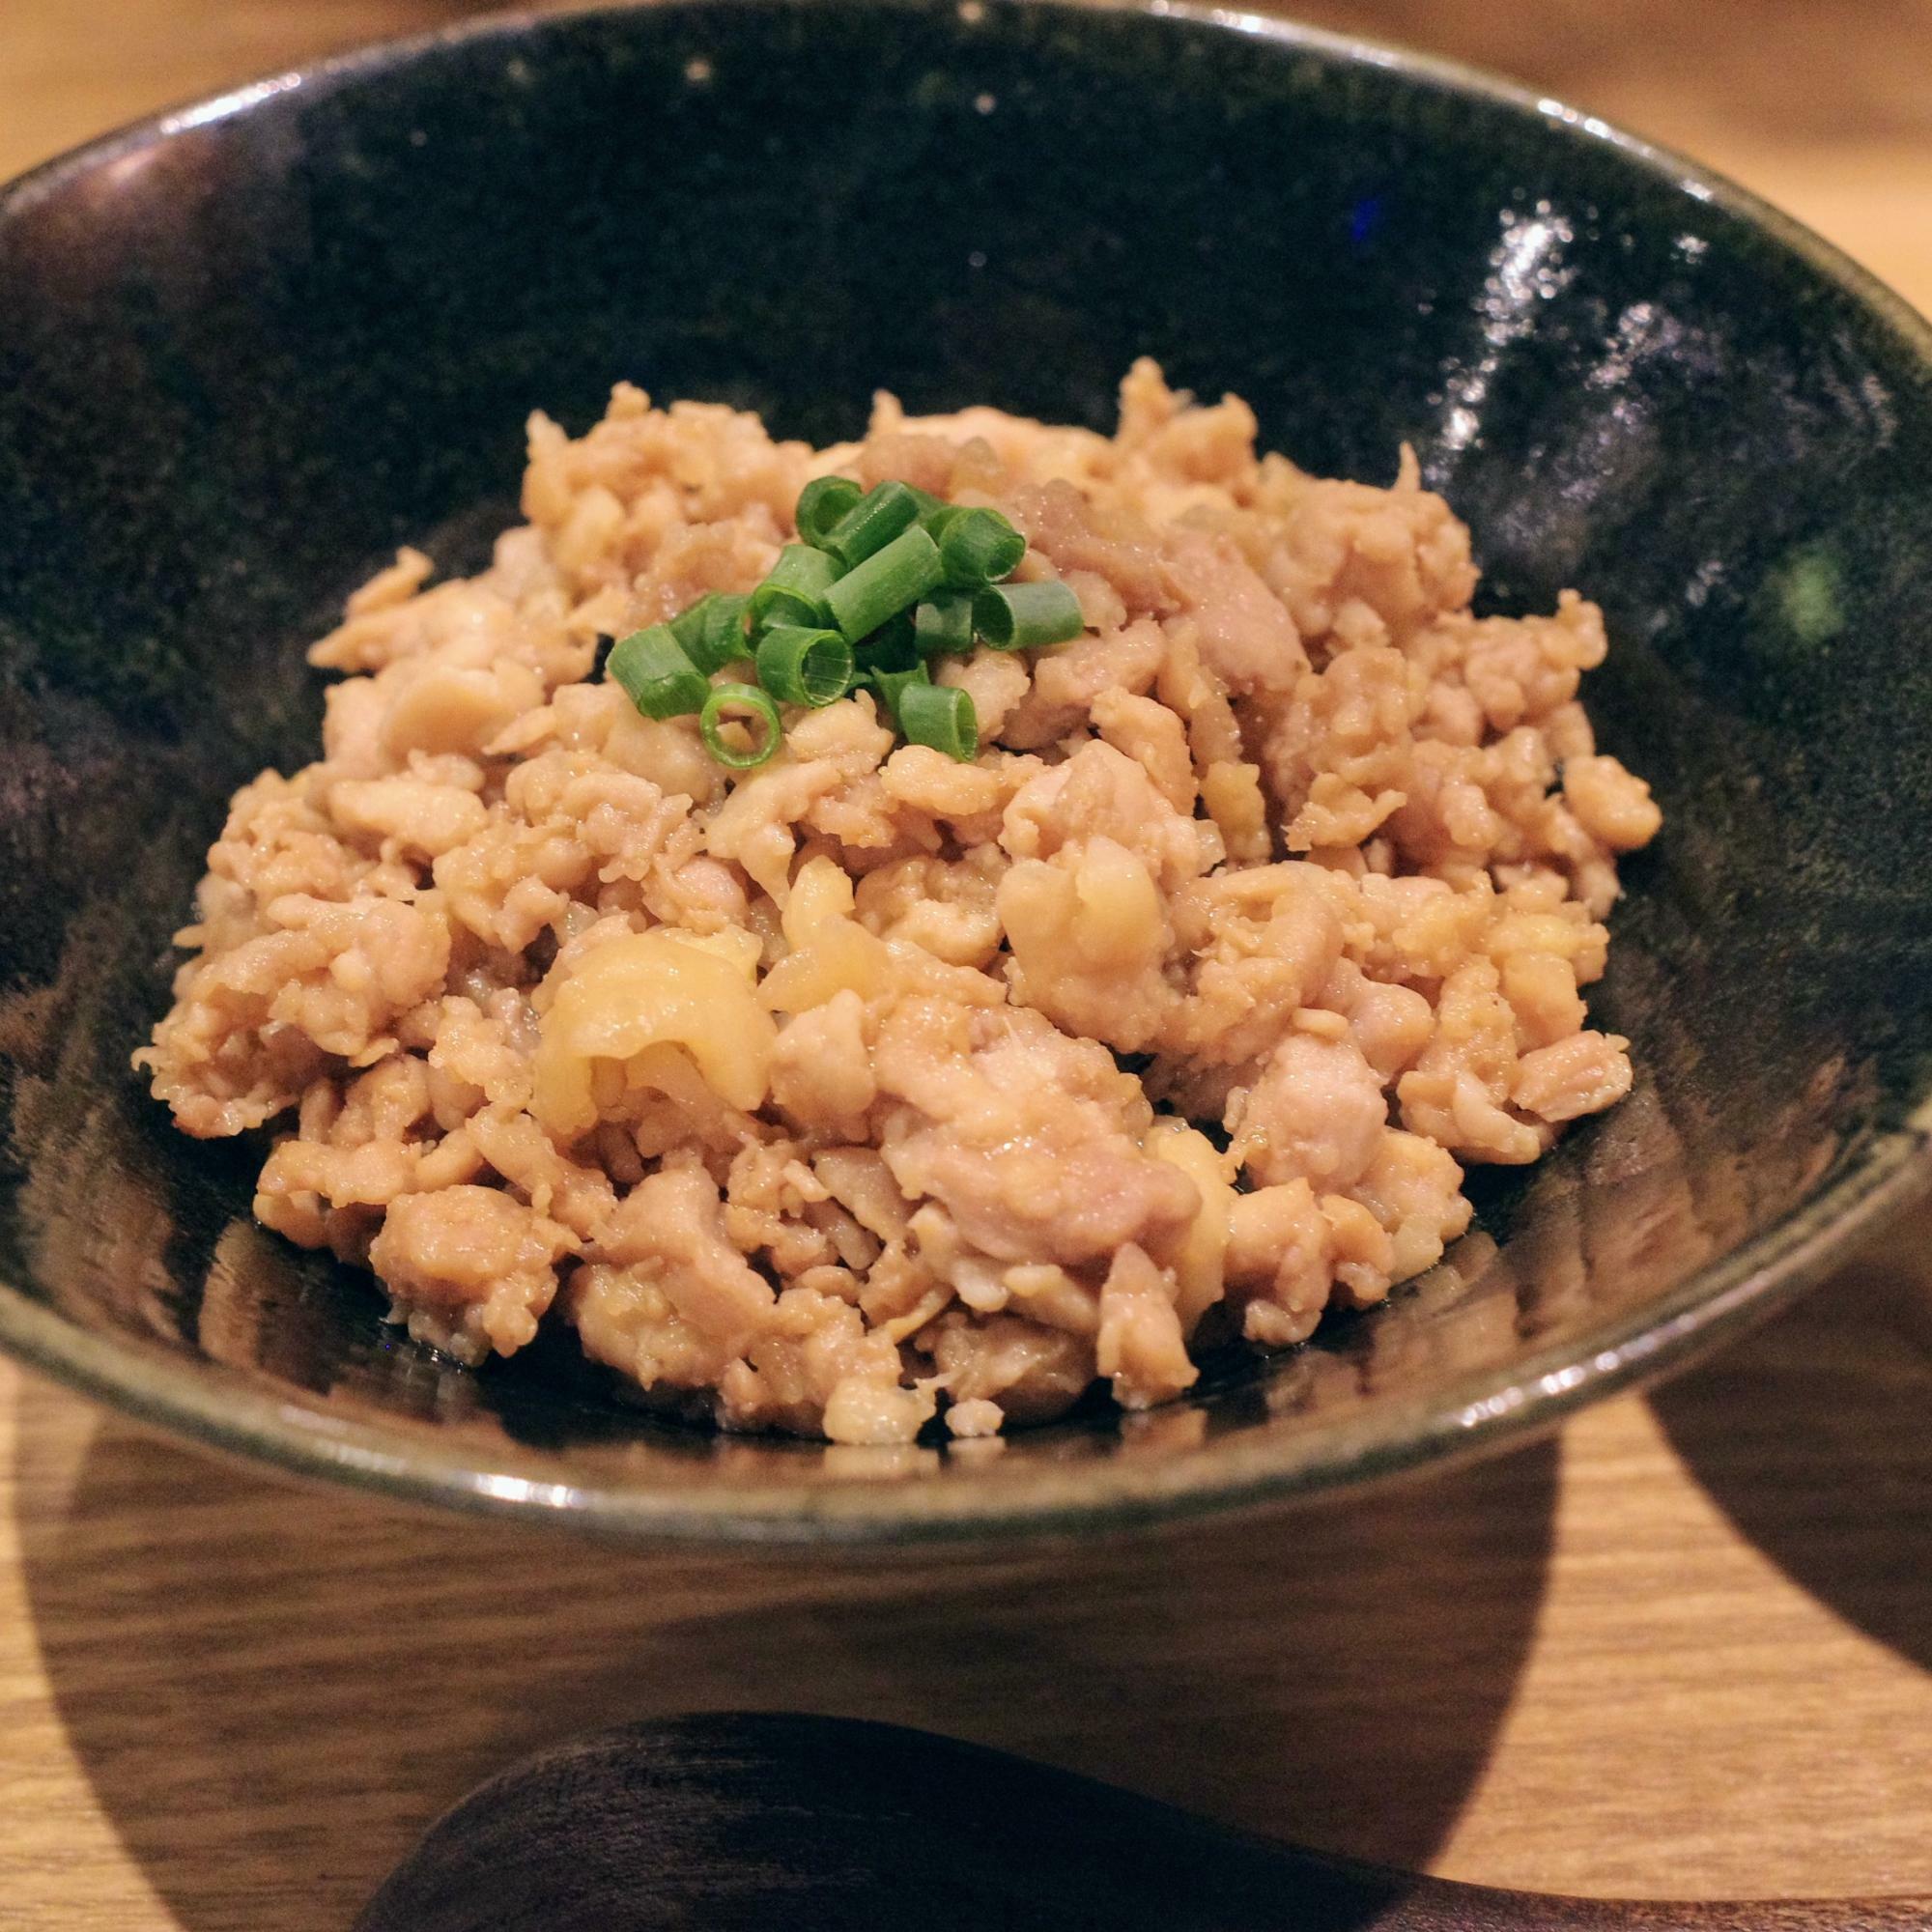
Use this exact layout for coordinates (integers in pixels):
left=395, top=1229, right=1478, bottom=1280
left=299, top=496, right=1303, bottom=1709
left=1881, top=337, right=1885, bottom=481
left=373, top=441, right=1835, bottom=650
left=3, top=4, right=1930, bottom=1927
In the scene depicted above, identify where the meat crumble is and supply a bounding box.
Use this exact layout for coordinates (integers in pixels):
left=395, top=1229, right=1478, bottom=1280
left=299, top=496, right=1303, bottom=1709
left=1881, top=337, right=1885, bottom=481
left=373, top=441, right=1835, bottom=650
left=137, top=362, right=1661, bottom=1444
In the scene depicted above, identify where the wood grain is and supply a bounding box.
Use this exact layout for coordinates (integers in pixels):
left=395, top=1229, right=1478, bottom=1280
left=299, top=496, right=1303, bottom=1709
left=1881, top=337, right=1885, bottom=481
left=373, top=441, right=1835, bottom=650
left=2, top=5, right=1929, bottom=1929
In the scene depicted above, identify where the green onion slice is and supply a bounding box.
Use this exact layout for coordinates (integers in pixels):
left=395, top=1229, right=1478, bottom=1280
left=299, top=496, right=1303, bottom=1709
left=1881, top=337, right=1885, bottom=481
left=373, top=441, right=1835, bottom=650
left=896, top=679, right=979, bottom=761
left=899, top=486, right=980, bottom=544
left=973, top=578, right=1086, bottom=652
left=900, top=484, right=959, bottom=530
left=669, top=591, right=751, bottom=675
left=913, top=590, right=976, bottom=656
left=937, top=507, right=1026, bottom=586
left=750, top=544, right=840, bottom=630
left=868, top=659, right=930, bottom=725
left=698, top=682, right=783, bottom=769
left=824, top=523, right=945, bottom=642
left=795, top=475, right=864, bottom=550
left=768, top=542, right=842, bottom=597
left=607, top=624, right=709, bottom=719
left=823, top=480, right=922, bottom=569
left=750, top=585, right=825, bottom=632
left=755, top=624, right=855, bottom=708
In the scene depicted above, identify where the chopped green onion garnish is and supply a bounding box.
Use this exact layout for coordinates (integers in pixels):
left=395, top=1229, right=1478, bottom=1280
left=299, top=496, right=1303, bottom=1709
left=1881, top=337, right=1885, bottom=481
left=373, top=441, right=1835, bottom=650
left=755, top=624, right=855, bottom=707
left=905, top=488, right=969, bottom=544
left=823, top=480, right=922, bottom=568
left=750, top=544, right=841, bottom=630
left=914, top=590, right=975, bottom=656
left=698, top=682, right=782, bottom=769
left=938, top=508, right=1026, bottom=586
left=655, top=476, right=1047, bottom=769
left=607, top=623, right=710, bottom=719
left=973, top=578, right=1086, bottom=651
left=749, top=585, right=827, bottom=632
left=868, top=659, right=930, bottom=725
left=824, top=523, right=944, bottom=642
left=896, top=679, right=979, bottom=761
left=769, top=542, right=843, bottom=597
left=795, top=475, right=864, bottom=550
left=898, top=483, right=953, bottom=527
left=669, top=591, right=752, bottom=674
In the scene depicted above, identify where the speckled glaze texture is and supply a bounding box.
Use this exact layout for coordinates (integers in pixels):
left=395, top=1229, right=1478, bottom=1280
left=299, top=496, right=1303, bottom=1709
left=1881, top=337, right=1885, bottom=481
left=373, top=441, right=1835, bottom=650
left=0, top=0, right=1927, bottom=1545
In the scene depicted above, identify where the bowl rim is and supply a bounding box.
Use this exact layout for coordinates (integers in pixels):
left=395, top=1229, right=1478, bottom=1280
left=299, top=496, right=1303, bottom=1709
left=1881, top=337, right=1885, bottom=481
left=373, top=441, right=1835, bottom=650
left=2, top=0, right=1929, bottom=1548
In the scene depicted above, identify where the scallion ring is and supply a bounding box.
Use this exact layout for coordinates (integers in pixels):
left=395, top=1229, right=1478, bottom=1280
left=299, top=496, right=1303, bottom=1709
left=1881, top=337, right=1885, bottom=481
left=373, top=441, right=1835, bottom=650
left=973, top=578, right=1086, bottom=651
left=823, top=479, right=922, bottom=569
left=824, top=523, right=945, bottom=642
left=698, top=682, right=783, bottom=768
left=755, top=624, right=855, bottom=708
left=795, top=475, right=864, bottom=550
left=913, top=590, right=976, bottom=656
left=937, top=507, right=1026, bottom=586
left=904, top=485, right=967, bottom=536
left=669, top=591, right=752, bottom=674
left=868, top=659, right=931, bottom=726
left=895, top=679, right=978, bottom=761
left=750, top=544, right=841, bottom=630
left=606, top=623, right=709, bottom=720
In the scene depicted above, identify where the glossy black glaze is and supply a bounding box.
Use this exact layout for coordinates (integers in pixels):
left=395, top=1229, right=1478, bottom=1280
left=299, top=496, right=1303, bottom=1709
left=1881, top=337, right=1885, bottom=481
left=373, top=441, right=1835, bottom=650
left=0, top=0, right=1927, bottom=1543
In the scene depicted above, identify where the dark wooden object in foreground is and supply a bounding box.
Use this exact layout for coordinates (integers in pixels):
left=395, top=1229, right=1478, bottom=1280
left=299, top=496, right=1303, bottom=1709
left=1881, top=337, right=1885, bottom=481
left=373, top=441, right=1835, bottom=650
left=357, top=1714, right=1932, bottom=1932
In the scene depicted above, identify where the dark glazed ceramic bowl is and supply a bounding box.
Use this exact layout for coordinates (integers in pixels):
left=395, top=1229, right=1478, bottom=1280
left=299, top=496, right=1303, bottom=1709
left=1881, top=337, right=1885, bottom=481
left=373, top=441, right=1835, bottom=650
left=1, top=0, right=1928, bottom=1546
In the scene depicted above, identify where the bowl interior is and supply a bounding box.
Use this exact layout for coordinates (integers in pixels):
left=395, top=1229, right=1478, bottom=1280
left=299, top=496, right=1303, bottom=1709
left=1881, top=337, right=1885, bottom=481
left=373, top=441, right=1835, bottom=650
left=0, top=0, right=1928, bottom=1540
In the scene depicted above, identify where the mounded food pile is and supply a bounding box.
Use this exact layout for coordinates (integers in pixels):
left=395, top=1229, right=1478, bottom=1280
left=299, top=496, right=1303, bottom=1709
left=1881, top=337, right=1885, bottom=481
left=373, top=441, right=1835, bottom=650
left=139, top=362, right=1662, bottom=1444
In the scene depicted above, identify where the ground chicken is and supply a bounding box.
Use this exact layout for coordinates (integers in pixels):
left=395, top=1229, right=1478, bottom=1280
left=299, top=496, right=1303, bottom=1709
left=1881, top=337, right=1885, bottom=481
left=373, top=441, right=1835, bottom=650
left=138, top=360, right=1658, bottom=1440
left=367, top=1184, right=574, bottom=1363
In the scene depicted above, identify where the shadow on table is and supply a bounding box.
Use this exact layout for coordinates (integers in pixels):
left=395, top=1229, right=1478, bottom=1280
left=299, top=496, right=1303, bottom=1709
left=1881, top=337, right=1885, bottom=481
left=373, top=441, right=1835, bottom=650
left=16, top=1390, right=1554, bottom=1932
left=1651, top=1199, right=1932, bottom=1675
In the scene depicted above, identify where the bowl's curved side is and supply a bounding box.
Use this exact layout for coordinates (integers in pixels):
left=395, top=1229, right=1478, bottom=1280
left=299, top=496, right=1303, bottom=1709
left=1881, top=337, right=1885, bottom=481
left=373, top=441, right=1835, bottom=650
left=1, top=0, right=1928, bottom=1545
left=0, top=1107, right=1922, bottom=1546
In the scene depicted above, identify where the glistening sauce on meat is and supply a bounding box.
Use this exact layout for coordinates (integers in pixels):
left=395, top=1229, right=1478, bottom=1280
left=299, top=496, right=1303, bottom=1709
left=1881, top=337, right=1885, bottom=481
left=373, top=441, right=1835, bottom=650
left=136, top=363, right=1662, bottom=1446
